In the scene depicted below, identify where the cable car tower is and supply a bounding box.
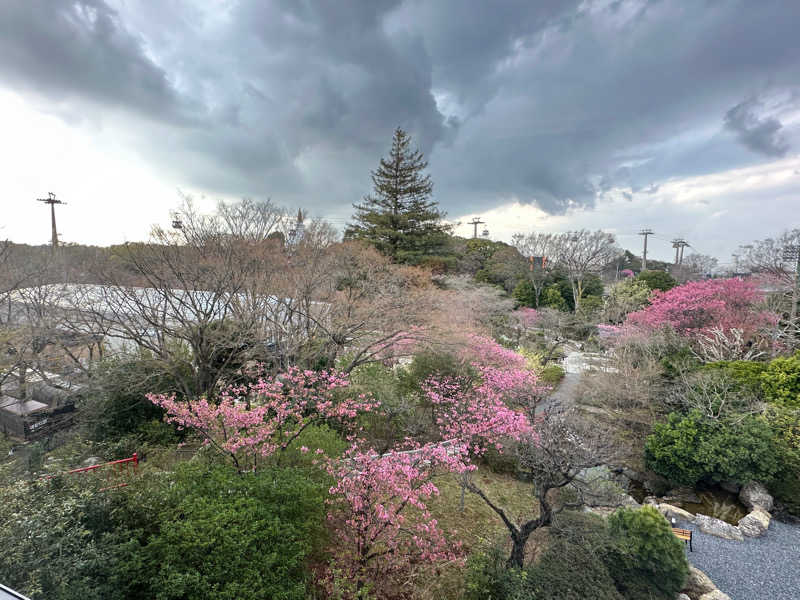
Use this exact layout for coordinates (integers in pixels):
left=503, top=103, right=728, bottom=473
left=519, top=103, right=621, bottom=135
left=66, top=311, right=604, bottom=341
left=36, top=192, right=66, bottom=250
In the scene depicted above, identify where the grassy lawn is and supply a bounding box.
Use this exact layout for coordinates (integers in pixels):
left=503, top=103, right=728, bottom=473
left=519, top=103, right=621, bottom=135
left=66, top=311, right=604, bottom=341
left=429, top=466, right=536, bottom=552
left=414, top=465, right=536, bottom=600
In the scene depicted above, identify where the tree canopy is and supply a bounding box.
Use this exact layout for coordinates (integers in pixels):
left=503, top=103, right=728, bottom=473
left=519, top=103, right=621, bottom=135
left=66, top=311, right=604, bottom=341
left=345, top=127, right=450, bottom=264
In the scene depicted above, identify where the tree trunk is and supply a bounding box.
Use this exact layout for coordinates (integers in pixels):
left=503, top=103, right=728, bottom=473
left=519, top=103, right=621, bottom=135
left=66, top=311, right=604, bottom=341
left=507, top=532, right=530, bottom=569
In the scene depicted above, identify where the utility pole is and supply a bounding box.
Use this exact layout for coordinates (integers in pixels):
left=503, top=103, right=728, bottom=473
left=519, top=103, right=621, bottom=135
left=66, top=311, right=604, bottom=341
left=638, top=229, right=653, bottom=271
left=671, top=239, right=688, bottom=265
left=467, top=217, right=485, bottom=239
left=783, top=245, right=800, bottom=323
left=37, top=192, right=66, bottom=250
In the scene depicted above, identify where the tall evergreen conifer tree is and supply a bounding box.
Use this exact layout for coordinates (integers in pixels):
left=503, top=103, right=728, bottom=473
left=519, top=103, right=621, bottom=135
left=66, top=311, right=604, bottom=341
left=346, top=127, right=450, bottom=264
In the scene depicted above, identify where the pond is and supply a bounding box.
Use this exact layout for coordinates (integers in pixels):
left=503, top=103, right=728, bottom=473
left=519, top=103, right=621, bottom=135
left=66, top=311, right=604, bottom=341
left=677, top=487, right=748, bottom=525
left=627, top=480, right=748, bottom=525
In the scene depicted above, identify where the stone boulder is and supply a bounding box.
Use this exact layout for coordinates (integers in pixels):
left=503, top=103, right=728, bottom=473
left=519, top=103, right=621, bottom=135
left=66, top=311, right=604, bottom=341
left=699, top=591, right=731, bottom=600
left=676, top=594, right=691, bottom=600
left=682, top=566, right=716, bottom=598
left=657, top=503, right=696, bottom=524
left=695, top=514, right=744, bottom=541
left=737, top=508, right=770, bottom=537
left=739, top=481, right=773, bottom=512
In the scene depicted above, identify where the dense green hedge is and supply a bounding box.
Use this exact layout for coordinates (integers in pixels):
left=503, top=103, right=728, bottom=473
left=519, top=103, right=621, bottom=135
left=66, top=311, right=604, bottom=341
left=0, top=463, right=327, bottom=600
left=645, top=410, right=781, bottom=486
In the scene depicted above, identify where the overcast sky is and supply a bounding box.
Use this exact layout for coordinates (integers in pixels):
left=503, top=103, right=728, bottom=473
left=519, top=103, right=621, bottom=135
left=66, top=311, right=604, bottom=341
left=2, top=0, right=800, bottom=263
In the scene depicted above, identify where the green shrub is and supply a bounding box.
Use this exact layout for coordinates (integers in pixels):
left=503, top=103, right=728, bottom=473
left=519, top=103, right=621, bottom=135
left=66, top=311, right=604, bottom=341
left=645, top=411, right=781, bottom=486
left=701, top=360, right=767, bottom=395
left=513, top=280, right=537, bottom=308
left=462, top=511, right=689, bottom=600
left=399, top=349, right=473, bottom=394
left=80, top=355, right=182, bottom=445
left=636, top=270, right=677, bottom=292
left=761, top=352, right=800, bottom=408
left=766, top=406, right=800, bottom=516
left=463, top=543, right=522, bottom=600
left=279, top=424, right=348, bottom=469
left=481, top=445, right=519, bottom=475
left=540, top=284, right=568, bottom=311
left=539, top=364, right=565, bottom=384
left=0, top=464, right=327, bottom=600
left=521, top=512, right=622, bottom=600
left=606, top=506, right=688, bottom=600
left=524, top=538, right=622, bottom=600
left=147, top=464, right=327, bottom=600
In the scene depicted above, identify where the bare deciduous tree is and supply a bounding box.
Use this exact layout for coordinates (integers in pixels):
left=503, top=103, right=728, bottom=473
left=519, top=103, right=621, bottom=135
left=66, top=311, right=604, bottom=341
left=738, top=229, right=800, bottom=285
left=466, top=409, right=617, bottom=568
left=511, top=232, right=557, bottom=307
left=682, top=253, right=719, bottom=279
left=551, top=230, right=621, bottom=308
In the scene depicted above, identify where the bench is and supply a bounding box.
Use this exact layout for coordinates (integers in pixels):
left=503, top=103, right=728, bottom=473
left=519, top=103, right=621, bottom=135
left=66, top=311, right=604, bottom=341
left=672, top=528, right=693, bottom=552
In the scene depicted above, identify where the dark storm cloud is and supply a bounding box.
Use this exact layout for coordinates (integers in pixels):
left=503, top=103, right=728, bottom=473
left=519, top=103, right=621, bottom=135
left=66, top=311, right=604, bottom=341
left=0, top=0, right=191, bottom=122
left=1, top=0, right=800, bottom=217
left=724, top=98, right=789, bottom=157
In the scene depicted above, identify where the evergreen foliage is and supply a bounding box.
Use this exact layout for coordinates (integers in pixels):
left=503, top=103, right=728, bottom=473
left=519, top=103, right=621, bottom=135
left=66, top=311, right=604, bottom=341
left=513, top=280, right=537, bottom=307
left=636, top=270, right=677, bottom=292
left=0, top=464, right=327, bottom=600
left=540, top=284, right=568, bottom=311
left=701, top=360, right=768, bottom=395
left=345, top=127, right=450, bottom=264
left=606, top=506, right=688, bottom=600
left=645, top=410, right=781, bottom=486
left=761, top=351, right=800, bottom=408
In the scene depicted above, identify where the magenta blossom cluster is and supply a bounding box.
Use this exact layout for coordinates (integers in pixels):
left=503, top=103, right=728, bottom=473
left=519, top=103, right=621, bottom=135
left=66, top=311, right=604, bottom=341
left=462, top=334, right=528, bottom=370
left=324, top=442, right=468, bottom=593
left=423, top=375, right=532, bottom=455
left=147, top=367, right=377, bottom=471
left=625, top=277, right=778, bottom=339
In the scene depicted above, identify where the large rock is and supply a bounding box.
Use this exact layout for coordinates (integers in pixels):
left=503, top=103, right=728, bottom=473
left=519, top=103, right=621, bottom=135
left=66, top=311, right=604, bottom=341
left=576, top=466, right=632, bottom=507
left=682, top=566, right=716, bottom=598
left=737, top=508, right=771, bottom=537
left=739, top=481, right=773, bottom=512
left=695, top=514, right=744, bottom=541
left=658, top=503, right=696, bottom=524
left=676, top=594, right=691, bottom=600
left=699, top=591, right=731, bottom=600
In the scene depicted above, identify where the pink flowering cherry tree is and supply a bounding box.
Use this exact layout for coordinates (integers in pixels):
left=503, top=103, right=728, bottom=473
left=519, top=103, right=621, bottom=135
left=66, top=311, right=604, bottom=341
left=422, top=375, right=532, bottom=455
left=148, top=367, right=377, bottom=472
left=625, top=277, right=778, bottom=357
left=325, top=441, right=470, bottom=597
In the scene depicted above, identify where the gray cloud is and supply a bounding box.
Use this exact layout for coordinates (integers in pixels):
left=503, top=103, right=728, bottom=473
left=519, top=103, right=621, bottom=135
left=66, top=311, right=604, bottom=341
left=0, top=0, right=193, bottom=122
left=1, top=0, right=800, bottom=220
left=724, top=97, right=789, bottom=157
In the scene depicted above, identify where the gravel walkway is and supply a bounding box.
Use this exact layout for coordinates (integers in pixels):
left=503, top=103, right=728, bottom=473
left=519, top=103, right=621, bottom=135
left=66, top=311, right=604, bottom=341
left=675, top=517, right=800, bottom=600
